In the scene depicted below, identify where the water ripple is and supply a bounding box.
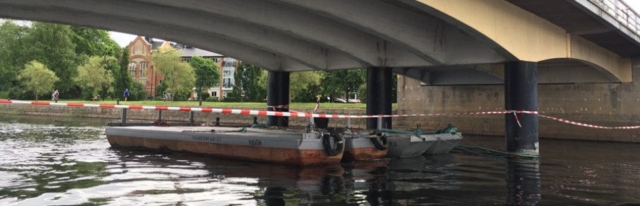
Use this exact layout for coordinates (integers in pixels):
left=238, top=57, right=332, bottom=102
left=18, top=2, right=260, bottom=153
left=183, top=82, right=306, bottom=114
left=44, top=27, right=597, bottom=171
left=1, top=115, right=640, bottom=205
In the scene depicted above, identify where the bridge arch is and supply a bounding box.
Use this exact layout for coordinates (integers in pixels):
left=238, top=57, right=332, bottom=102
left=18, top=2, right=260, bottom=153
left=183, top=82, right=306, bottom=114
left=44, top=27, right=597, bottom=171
left=538, top=58, right=619, bottom=83
left=402, top=0, right=632, bottom=82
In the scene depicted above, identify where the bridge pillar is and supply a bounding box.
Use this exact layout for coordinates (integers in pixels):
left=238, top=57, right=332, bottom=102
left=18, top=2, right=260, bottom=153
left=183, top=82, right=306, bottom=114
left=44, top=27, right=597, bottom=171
left=267, top=71, right=290, bottom=127
left=504, top=61, right=539, bottom=155
left=366, top=67, right=392, bottom=129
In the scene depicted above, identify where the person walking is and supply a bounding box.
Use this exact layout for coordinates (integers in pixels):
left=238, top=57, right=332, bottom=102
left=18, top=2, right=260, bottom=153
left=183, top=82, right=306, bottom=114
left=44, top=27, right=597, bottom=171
left=124, top=88, right=130, bottom=102
left=51, top=90, right=59, bottom=103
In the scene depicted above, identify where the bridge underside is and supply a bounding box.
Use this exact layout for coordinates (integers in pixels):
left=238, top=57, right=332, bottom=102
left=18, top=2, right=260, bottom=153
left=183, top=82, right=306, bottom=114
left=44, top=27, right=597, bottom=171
left=397, top=59, right=620, bottom=85
left=0, top=0, right=633, bottom=84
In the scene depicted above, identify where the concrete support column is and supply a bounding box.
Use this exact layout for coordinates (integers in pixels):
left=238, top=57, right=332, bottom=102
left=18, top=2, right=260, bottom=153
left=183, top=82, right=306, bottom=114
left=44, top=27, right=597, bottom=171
left=504, top=61, right=538, bottom=155
left=366, top=67, right=392, bottom=129
left=267, top=71, right=290, bottom=127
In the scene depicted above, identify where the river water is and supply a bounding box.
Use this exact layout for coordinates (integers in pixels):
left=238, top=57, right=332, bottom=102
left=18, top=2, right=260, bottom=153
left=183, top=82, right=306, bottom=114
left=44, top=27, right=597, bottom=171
left=0, top=114, right=639, bottom=205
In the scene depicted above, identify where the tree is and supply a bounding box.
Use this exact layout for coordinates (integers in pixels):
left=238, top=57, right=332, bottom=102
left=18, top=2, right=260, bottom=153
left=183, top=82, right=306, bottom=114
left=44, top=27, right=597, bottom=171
left=113, top=47, right=132, bottom=99
left=128, top=80, right=147, bottom=101
left=26, top=22, right=80, bottom=93
left=0, top=21, right=31, bottom=91
left=74, top=56, right=115, bottom=99
left=290, top=71, right=321, bottom=102
left=70, top=26, right=121, bottom=57
left=231, top=62, right=266, bottom=102
left=152, top=50, right=195, bottom=100
left=18, top=61, right=59, bottom=100
left=189, top=56, right=219, bottom=104
left=320, top=69, right=365, bottom=103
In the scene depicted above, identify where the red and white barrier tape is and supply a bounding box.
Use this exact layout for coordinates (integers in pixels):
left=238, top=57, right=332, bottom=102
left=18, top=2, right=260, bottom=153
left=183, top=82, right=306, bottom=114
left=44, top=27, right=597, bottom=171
left=539, top=114, right=640, bottom=130
left=3, top=99, right=640, bottom=130
left=0, top=99, right=534, bottom=119
left=512, top=111, right=522, bottom=128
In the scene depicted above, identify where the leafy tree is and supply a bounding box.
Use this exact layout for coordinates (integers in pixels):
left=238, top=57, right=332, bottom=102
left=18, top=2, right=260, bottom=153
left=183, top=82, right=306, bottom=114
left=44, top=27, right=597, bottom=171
left=155, top=81, right=168, bottom=99
left=18, top=61, right=59, bottom=100
left=74, top=56, right=115, bottom=99
left=113, top=47, right=132, bottom=99
left=70, top=26, right=121, bottom=57
left=152, top=50, right=195, bottom=99
left=0, top=21, right=31, bottom=91
left=128, top=80, right=147, bottom=101
left=189, top=56, right=219, bottom=104
left=320, top=69, right=365, bottom=102
left=290, top=71, right=321, bottom=102
left=230, top=62, right=266, bottom=102
left=26, top=22, right=80, bottom=93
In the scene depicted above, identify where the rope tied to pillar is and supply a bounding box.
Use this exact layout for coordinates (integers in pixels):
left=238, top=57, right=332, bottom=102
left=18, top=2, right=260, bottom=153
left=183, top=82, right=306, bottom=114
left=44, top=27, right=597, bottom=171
left=449, top=141, right=540, bottom=159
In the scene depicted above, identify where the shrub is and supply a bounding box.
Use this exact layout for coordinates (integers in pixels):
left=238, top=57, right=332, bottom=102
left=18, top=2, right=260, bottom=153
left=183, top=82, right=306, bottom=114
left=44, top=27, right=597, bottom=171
left=221, top=97, right=237, bottom=102
left=128, top=80, right=147, bottom=101
left=206, top=96, right=218, bottom=102
left=199, top=91, right=210, bottom=101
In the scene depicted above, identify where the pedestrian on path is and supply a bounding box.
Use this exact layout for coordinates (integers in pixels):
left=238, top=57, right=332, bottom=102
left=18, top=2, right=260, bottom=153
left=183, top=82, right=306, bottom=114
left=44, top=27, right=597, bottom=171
left=51, top=90, right=59, bottom=103
left=124, top=88, right=130, bottom=101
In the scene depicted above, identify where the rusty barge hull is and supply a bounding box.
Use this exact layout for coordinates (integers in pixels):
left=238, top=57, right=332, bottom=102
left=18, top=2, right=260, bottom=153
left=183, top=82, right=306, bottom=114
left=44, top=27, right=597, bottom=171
left=343, top=132, right=388, bottom=161
left=105, top=126, right=343, bottom=165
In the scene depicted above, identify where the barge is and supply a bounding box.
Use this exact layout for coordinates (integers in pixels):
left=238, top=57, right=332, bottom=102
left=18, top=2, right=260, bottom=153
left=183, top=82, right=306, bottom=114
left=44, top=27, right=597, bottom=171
left=423, top=132, right=463, bottom=155
left=105, top=126, right=345, bottom=165
left=384, top=124, right=464, bottom=158
left=386, top=134, right=437, bottom=158
left=341, top=130, right=389, bottom=161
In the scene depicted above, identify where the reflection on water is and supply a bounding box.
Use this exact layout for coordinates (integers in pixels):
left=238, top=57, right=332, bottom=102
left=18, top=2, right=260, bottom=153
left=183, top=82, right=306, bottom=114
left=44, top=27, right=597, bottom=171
left=508, top=159, right=541, bottom=206
left=1, top=114, right=640, bottom=205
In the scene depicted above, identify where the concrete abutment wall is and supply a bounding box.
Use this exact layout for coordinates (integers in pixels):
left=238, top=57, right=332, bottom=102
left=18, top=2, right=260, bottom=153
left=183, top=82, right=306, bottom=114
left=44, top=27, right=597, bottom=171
left=397, top=75, right=640, bottom=143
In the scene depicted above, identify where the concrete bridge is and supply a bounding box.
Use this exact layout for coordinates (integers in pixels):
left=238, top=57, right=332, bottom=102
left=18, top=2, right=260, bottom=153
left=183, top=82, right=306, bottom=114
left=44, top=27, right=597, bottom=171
left=1, top=0, right=639, bottom=155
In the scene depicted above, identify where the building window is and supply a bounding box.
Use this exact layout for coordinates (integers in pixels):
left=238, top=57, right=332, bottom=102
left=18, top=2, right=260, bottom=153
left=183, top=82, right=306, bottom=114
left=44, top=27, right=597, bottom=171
left=140, top=62, right=148, bottom=77
left=223, top=58, right=236, bottom=67
left=223, top=92, right=227, bottom=97
left=129, top=62, right=137, bottom=76
left=223, top=78, right=233, bottom=88
left=212, top=91, right=217, bottom=97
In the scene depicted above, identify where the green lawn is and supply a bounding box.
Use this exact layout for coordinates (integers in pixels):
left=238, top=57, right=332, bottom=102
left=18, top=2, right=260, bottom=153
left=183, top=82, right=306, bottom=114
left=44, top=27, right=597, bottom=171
left=60, top=100, right=398, bottom=109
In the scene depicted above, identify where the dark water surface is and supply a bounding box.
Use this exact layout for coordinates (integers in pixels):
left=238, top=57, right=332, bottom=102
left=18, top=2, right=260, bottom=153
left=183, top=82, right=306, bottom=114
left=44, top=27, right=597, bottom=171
left=1, top=114, right=640, bottom=205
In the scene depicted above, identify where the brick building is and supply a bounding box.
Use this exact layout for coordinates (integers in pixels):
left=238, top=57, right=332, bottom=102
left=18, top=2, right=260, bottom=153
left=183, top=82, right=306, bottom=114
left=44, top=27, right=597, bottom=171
left=127, top=36, right=237, bottom=100
left=126, top=36, right=161, bottom=97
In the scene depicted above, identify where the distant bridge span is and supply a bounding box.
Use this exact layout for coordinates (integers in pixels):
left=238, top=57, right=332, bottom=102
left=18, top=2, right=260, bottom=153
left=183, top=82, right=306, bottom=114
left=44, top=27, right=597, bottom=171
left=0, top=0, right=638, bottom=84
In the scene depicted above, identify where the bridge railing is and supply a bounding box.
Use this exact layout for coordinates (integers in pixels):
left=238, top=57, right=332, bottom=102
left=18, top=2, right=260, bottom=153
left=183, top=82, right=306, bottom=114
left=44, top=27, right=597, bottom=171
left=586, top=0, right=640, bottom=37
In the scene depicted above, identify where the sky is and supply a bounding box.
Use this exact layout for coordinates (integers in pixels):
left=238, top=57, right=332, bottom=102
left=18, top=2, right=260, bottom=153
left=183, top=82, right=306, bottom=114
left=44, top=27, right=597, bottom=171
left=107, top=1, right=640, bottom=47
left=109, top=31, right=137, bottom=47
